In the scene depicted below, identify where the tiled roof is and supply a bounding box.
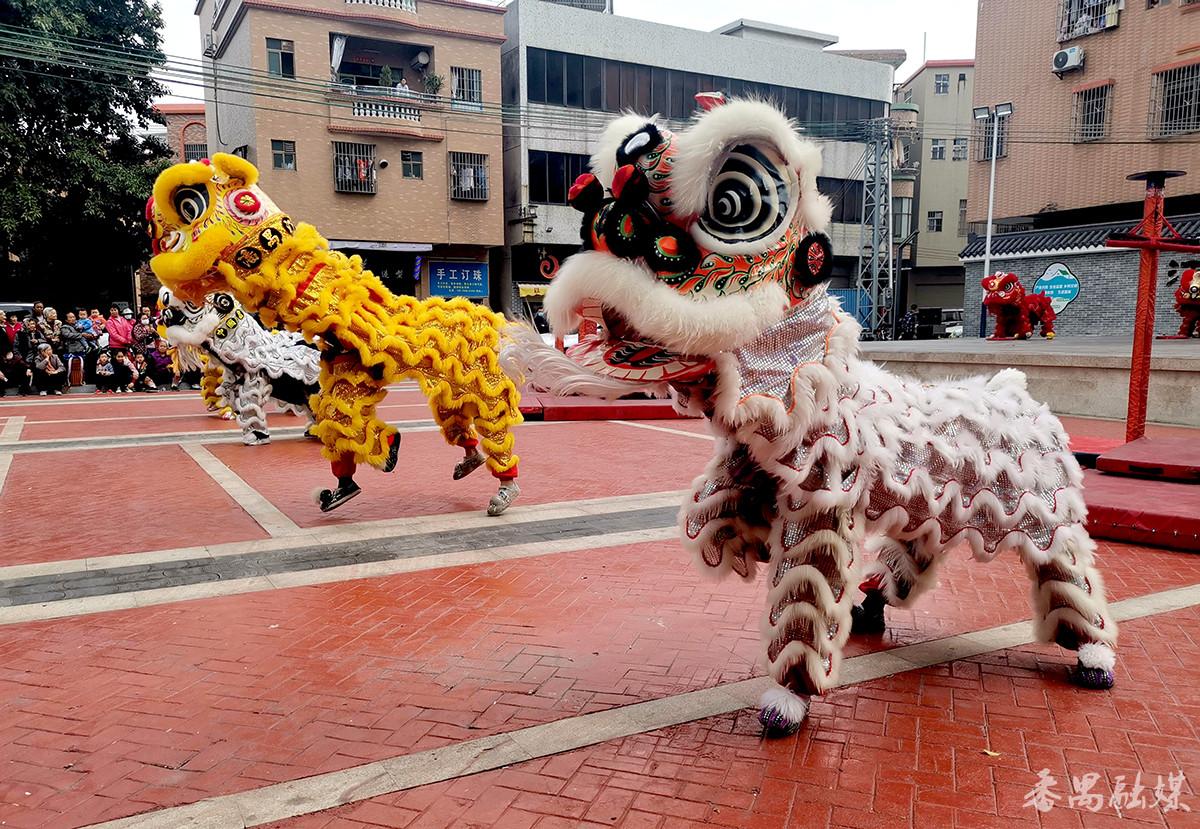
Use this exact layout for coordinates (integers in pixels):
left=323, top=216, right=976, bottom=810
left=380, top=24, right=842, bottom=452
left=960, top=213, right=1200, bottom=259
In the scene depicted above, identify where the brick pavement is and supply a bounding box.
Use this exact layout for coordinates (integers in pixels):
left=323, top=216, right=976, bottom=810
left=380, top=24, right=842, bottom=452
left=0, top=396, right=1199, bottom=828
left=260, top=607, right=1200, bottom=829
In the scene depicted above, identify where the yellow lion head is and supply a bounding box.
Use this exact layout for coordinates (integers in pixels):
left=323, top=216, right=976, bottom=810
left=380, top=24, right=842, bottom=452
left=147, top=153, right=294, bottom=302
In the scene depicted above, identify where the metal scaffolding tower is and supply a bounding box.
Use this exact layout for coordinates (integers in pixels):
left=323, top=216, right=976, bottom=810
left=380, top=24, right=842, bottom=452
left=856, top=118, right=894, bottom=338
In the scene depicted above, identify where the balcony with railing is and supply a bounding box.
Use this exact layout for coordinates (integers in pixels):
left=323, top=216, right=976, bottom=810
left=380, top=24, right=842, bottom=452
left=345, top=0, right=416, bottom=11
left=1057, top=0, right=1119, bottom=42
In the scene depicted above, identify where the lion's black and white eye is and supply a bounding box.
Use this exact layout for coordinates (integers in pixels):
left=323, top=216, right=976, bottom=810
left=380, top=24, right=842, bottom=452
left=694, top=144, right=795, bottom=250
left=173, top=185, right=210, bottom=224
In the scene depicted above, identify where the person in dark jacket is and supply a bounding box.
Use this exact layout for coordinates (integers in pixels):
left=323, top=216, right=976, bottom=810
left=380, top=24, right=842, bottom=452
left=0, top=349, right=30, bottom=395
left=14, top=318, right=46, bottom=364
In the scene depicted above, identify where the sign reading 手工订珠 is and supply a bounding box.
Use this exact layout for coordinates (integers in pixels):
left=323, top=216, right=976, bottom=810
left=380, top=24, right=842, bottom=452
left=1033, top=262, right=1081, bottom=314
left=428, top=261, right=489, bottom=298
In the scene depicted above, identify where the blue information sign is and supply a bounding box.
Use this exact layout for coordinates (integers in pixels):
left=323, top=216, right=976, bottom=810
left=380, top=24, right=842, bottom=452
left=428, top=261, right=489, bottom=298
left=1032, top=262, right=1080, bottom=314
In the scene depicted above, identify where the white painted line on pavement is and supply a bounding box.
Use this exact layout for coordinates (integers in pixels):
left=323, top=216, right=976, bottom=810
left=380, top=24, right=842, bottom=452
left=181, top=443, right=301, bottom=538
left=89, top=583, right=1200, bottom=829
left=0, top=452, right=11, bottom=497
left=0, top=527, right=679, bottom=626
left=0, top=416, right=24, bottom=442
left=0, top=489, right=687, bottom=582
left=610, top=419, right=713, bottom=441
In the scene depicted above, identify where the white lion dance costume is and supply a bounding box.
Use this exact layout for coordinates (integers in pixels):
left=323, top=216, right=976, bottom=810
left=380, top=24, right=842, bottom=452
left=158, top=287, right=321, bottom=445
left=505, top=94, right=1117, bottom=734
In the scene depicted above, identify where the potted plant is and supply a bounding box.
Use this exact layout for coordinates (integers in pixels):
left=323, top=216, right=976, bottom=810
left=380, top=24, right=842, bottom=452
left=424, top=72, right=444, bottom=98
left=379, top=64, right=394, bottom=89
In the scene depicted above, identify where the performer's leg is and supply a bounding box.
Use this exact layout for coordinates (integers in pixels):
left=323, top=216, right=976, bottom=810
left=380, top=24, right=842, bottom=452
left=202, top=363, right=234, bottom=419
left=432, top=403, right=487, bottom=480
left=760, top=508, right=857, bottom=734
left=234, top=371, right=272, bottom=446
left=1021, top=524, right=1117, bottom=689
left=851, top=536, right=941, bottom=634
left=474, top=411, right=521, bottom=516
left=309, top=356, right=400, bottom=512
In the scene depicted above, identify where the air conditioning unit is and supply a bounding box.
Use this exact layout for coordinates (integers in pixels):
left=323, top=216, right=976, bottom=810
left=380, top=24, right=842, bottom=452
left=1052, top=46, right=1084, bottom=77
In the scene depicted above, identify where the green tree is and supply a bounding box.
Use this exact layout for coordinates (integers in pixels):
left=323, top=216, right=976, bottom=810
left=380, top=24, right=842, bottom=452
left=0, top=0, right=171, bottom=308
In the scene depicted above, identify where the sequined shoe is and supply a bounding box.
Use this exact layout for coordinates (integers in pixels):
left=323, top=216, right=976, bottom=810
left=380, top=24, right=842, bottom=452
left=850, top=589, right=887, bottom=635
left=243, top=430, right=271, bottom=446
left=453, top=450, right=486, bottom=480
left=487, top=481, right=520, bottom=516
left=758, top=686, right=808, bottom=736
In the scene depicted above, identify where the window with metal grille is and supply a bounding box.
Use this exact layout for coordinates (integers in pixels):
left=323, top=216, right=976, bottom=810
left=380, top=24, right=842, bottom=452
left=183, top=143, right=208, bottom=162
left=977, top=115, right=1009, bottom=160
left=927, top=211, right=943, bottom=233
left=893, top=196, right=912, bottom=240
left=1057, top=0, right=1119, bottom=41
left=1073, top=83, right=1112, bottom=141
left=451, top=67, right=483, bottom=112
left=1151, top=61, right=1200, bottom=138
left=952, top=137, right=968, bottom=160
left=333, top=142, right=376, bottom=194
left=934, top=73, right=950, bottom=94
left=930, top=139, right=946, bottom=160
left=450, top=152, right=488, bottom=200
left=266, top=38, right=294, bottom=78
left=958, top=199, right=968, bottom=236
left=401, top=151, right=423, bottom=179
left=272, top=140, right=296, bottom=170
left=345, top=0, right=416, bottom=10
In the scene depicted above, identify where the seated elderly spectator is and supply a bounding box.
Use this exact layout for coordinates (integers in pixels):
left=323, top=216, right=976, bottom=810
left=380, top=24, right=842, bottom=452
left=58, top=312, right=89, bottom=385
left=15, top=318, right=45, bottom=364
left=33, top=342, right=66, bottom=395
left=40, top=307, right=63, bottom=350
left=146, top=339, right=178, bottom=390
left=1, top=349, right=30, bottom=396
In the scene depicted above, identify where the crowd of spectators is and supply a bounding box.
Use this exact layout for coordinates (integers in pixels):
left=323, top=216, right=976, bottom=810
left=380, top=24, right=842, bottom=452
left=0, top=302, right=199, bottom=396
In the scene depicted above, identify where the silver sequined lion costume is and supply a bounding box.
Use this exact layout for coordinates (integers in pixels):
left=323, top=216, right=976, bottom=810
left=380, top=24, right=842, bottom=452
left=158, top=287, right=321, bottom=445
left=505, top=94, right=1117, bottom=733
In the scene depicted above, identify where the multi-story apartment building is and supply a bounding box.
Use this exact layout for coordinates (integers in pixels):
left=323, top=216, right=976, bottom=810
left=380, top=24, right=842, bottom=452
left=194, top=0, right=506, bottom=304
left=153, top=103, right=209, bottom=162
left=893, top=60, right=974, bottom=310
left=962, top=0, right=1200, bottom=337
left=499, top=0, right=901, bottom=317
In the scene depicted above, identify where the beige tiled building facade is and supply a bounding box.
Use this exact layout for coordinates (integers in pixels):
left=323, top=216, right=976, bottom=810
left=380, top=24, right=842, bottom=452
left=194, top=0, right=506, bottom=303
left=968, top=0, right=1200, bottom=226
left=894, top=60, right=975, bottom=310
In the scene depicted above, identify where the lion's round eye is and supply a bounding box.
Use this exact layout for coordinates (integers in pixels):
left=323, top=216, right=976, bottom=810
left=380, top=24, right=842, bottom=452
left=173, top=185, right=210, bottom=224
left=696, top=144, right=792, bottom=246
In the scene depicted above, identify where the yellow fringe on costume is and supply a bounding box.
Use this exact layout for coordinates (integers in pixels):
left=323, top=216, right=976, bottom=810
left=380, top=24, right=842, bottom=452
left=218, top=224, right=522, bottom=476
left=199, top=361, right=230, bottom=416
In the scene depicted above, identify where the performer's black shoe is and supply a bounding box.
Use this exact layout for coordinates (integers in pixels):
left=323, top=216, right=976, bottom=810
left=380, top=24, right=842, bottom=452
left=382, top=433, right=401, bottom=473
left=318, top=479, right=361, bottom=512
left=850, top=590, right=887, bottom=635
left=1069, top=663, right=1115, bottom=690
left=303, top=426, right=320, bottom=441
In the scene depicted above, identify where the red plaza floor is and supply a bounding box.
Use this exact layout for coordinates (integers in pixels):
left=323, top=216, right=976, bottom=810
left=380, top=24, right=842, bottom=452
left=0, top=390, right=1198, bottom=828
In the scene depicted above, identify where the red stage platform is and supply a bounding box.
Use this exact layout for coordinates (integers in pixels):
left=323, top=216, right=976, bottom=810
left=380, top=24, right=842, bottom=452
left=1095, top=436, right=1200, bottom=482
left=1084, top=469, right=1200, bottom=551
left=518, top=393, right=690, bottom=421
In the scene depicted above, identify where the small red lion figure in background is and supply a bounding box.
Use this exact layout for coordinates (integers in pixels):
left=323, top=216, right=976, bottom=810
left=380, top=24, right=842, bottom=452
left=982, top=272, right=1057, bottom=340
left=1173, top=268, right=1200, bottom=338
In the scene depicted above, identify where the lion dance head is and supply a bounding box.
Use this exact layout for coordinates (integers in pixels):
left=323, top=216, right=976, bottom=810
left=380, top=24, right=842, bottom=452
left=981, top=272, right=1027, bottom=310
left=541, top=94, right=835, bottom=386
left=146, top=154, right=295, bottom=303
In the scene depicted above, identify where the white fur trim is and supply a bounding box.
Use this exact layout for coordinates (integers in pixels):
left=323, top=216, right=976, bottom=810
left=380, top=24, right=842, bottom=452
left=545, top=250, right=790, bottom=355
left=591, top=113, right=660, bottom=189
left=499, top=324, right=667, bottom=399
left=669, top=99, right=831, bottom=235
left=987, top=368, right=1028, bottom=392
left=1077, top=642, right=1116, bottom=671
left=759, top=684, right=808, bottom=725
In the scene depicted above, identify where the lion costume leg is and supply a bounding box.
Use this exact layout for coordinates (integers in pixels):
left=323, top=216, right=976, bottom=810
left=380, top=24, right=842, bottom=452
left=201, top=362, right=234, bottom=419
left=851, top=536, right=942, bottom=634
left=759, top=508, right=858, bottom=734
left=309, top=355, right=401, bottom=512
left=1022, top=524, right=1118, bottom=689
left=234, top=370, right=272, bottom=445
left=432, top=403, right=488, bottom=481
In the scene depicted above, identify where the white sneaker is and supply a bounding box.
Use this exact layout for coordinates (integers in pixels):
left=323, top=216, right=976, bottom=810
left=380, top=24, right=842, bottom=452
left=39, top=391, right=47, bottom=396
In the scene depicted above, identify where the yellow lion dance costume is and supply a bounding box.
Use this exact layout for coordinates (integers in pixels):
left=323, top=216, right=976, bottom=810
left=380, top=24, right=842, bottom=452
left=146, top=154, right=522, bottom=515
